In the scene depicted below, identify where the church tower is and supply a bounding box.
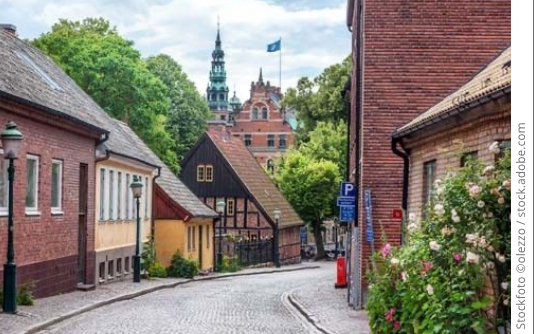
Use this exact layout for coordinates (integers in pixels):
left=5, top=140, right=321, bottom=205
left=206, top=22, right=231, bottom=121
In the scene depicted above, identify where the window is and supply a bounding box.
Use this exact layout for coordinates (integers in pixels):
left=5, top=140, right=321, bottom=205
left=460, top=151, right=478, bottom=167
left=25, top=155, right=39, bottom=214
left=267, top=134, right=275, bottom=147
left=422, top=160, right=437, bottom=208
left=262, top=107, right=268, bottom=119
left=267, top=160, right=275, bottom=174
left=107, top=260, right=114, bottom=279
left=279, top=135, right=287, bottom=148
left=125, top=174, right=130, bottom=220
left=51, top=159, right=63, bottom=213
left=495, top=140, right=511, bottom=161
left=206, top=165, right=214, bottom=182
left=220, top=115, right=226, bottom=121
left=99, top=262, right=106, bottom=281
left=145, top=177, right=149, bottom=219
left=99, top=168, right=105, bottom=220
left=116, top=258, right=122, bottom=277
left=197, top=165, right=205, bottom=182
left=109, top=170, right=114, bottom=220
left=188, top=226, right=196, bottom=252
left=207, top=226, right=210, bottom=249
left=0, top=150, right=9, bottom=215
left=117, top=172, right=122, bottom=220
left=244, top=134, right=252, bottom=147
left=252, top=107, right=259, bottom=120
left=219, top=93, right=225, bottom=101
left=227, top=199, right=235, bottom=216
left=124, top=257, right=130, bottom=274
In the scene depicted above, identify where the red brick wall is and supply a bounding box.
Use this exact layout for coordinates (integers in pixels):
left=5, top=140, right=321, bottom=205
left=0, top=100, right=97, bottom=297
left=349, top=0, right=511, bottom=293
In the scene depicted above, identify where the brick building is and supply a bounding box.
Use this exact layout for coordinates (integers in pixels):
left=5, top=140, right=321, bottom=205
left=345, top=0, right=511, bottom=306
left=231, top=69, right=295, bottom=168
left=180, top=127, right=303, bottom=264
left=393, top=47, right=511, bottom=220
left=0, top=26, right=111, bottom=297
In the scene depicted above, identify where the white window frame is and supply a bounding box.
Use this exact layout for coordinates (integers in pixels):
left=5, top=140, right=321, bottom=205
left=125, top=173, right=130, bottom=220
left=0, top=149, right=8, bottom=216
left=197, top=165, right=205, bottom=182
left=227, top=199, right=235, bottom=216
left=109, top=170, right=114, bottom=221
left=51, top=159, right=63, bottom=214
left=205, top=165, right=214, bottom=182
left=25, top=154, right=40, bottom=215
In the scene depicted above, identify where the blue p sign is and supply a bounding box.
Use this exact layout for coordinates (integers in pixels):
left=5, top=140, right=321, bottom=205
left=340, top=182, right=355, bottom=197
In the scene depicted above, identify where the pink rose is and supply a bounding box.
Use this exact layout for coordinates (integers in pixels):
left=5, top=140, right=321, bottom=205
left=453, top=253, right=462, bottom=263
left=381, top=243, right=392, bottom=258
left=394, top=321, right=401, bottom=331
left=385, top=308, right=395, bottom=322
left=421, top=261, right=433, bottom=275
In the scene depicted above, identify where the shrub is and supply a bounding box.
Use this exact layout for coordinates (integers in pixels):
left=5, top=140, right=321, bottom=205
left=220, top=256, right=242, bottom=273
left=148, top=261, right=167, bottom=278
left=141, top=237, right=156, bottom=272
left=367, top=143, right=511, bottom=334
left=167, top=252, right=199, bottom=278
left=0, top=281, right=36, bottom=307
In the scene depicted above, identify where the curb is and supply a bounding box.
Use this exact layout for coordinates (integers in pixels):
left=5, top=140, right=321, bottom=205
left=285, top=290, right=337, bottom=334
left=21, top=265, right=320, bottom=334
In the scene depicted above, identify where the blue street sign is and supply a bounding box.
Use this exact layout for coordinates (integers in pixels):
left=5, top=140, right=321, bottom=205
left=340, top=182, right=355, bottom=197
left=364, top=189, right=374, bottom=243
left=337, top=196, right=356, bottom=206
left=339, top=205, right=355, bottom=222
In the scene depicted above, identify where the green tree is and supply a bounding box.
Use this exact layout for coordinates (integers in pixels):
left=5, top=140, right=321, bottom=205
left=282, top=56, right=351, bottom=140
left=145, top=55, right=210, bottom=162
left=275, top=152, right=341, bottom=259
left=32, top=18, right=179, bottom=171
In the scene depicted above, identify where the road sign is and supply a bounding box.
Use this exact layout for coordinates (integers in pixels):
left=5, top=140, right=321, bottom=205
left=339, top=205, right=355, bottom=222
left=364, top=189, right=374, bottom=244
left=340, top=182, right=355, bottom=197
left=337, top=196, right=355, bottom=206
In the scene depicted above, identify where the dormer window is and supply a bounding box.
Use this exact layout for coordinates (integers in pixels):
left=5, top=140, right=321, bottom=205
left=197, top=165, right=205, bottom=182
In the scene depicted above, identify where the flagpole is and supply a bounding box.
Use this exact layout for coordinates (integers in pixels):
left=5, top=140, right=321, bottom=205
left=279, top=37, right=282, bottom=92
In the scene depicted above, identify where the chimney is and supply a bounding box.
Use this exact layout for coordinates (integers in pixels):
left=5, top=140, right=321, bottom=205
left=0, top=24, right=17, bottom=35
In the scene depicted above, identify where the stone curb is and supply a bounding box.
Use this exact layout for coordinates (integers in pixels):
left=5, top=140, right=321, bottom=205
left=20, top=265, right=320, bottom=334
left=286, top=290, right=337, bottom=334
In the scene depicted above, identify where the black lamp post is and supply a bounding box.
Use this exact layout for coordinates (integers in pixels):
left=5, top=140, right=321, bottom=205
left=273, top=208, right=281, bottom=268
left=215, top=200, right=225, bottom=272
left=130, top=176, right=143, bottom=283
left=1, top=121, right=23, bottom=314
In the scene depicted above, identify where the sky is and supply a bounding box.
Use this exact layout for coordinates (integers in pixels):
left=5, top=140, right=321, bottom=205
left=1, top=0, right=351, bottom=100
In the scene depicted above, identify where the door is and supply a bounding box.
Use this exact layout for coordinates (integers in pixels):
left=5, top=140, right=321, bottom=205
left=78, top=164, right=88, bottom=283
left=198, top=225, right=203, bottom=269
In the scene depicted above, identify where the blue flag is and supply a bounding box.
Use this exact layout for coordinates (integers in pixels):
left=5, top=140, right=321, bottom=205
left=267, top=39, right=281, bottom=52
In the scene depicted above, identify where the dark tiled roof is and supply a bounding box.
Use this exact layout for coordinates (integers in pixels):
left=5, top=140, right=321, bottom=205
left=394, top=46, right=511, bottom=137
left=207, top=129, right=303, bottom=228
left=113, top=121, right=216, bottom=218
left=0, top=30, right=110, bottom=133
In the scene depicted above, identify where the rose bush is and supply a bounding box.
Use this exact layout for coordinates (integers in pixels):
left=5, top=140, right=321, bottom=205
left=367, top=143, right=511, bottom=334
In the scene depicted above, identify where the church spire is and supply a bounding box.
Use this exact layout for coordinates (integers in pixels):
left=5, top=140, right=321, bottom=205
left=215, top=16, right=221, bottom=48
left=258, top=67, right=264, bottom=84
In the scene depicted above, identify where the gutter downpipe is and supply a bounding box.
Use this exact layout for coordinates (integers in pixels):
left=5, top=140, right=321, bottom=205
left=151, top=167, right=162, bottom=241
left=391, top=137, right=409, bottom=246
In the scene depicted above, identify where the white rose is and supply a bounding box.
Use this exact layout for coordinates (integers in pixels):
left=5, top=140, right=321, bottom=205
left=429, top=241, right=441, bottom=251
left=391, top=258, right=400, bottom=266
left=426, top=284, right=434, bottom=295
left=501, top=282, right=509, bottom=290
left=436, top=186, right=444, bottom=195
left=441, top=226, right=451, bottom=236
left=477, top=201, right=485, bottom=208
left=503, top=298, right=509, bottom=306
left=489, top=141, right=500, bottom=154
left=408, top=222, right=419, bottom=232
left=487, top=212, right=493, bottom=218
left=401, top=271, right=408, bottom=282
left=466, top=251, right=480, bottom=264
left=465, top=234, right=478, bottom=245
left=498, top=197, right=505, bottom=205
left=434, top=204, right=445, bottom=216
left=409, top=212, right=417, bottom=222
left=477, top=236, right=487, bottom=248
left=498, top=255, right=506, bottom=263
left=483, top=165, right=495, bottom=176
left=502, top=179, right=511, bottom=190
left=469, top=185, right=482, bottom=198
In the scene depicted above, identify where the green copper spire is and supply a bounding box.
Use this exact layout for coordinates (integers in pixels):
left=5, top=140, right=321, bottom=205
left=207, top=20, right=229, bottom=112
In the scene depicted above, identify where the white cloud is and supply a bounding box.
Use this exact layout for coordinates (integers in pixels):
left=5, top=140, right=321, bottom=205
left=2, top=0, right=350, bottom=99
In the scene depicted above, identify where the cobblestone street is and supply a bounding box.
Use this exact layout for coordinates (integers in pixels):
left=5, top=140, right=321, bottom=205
left=33, top=262, right=368, bottom=334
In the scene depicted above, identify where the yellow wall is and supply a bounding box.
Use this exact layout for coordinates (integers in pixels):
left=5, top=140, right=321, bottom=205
left=155, top=218, right=214, bottom=271
left=95, top=159, right=156, bottom=252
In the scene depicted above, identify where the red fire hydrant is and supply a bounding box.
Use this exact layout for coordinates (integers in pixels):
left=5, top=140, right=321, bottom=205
left=335, top=256, right=347, bottom=288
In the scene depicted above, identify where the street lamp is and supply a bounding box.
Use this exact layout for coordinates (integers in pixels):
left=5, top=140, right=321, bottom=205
left=273, top=208, right=281, bottom=268
left=130, top=176, right=143, bottom=283
left=215, top=200, right=225, bottom=272
left=1, top=121, right=23, bottom=314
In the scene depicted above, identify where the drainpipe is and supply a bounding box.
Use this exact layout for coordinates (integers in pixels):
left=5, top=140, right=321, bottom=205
left=151, top=167, right=161, bottom=240
left=391, top=137, right=409, bottom=245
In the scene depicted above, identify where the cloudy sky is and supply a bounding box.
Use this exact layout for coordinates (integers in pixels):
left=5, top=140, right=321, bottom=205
left=1, top=0, right=350, bottom=100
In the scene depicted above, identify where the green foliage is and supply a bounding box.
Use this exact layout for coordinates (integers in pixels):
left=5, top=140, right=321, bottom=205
left=0, top=281, right=36, bottom=306
left=148, top=261, right=168, bottom=278
left=145, top=55, right=211, bottom=164
left=219, top=256, right=242, bottom=273
left=282, top=56, right=350, bottom=141
left=367, top=144, right=511, bottom=334
left=141, top=238, right=156, bottom=273
left=32, top=18, right=179, bottom=172
left=167, top=252, right=199, bottom=278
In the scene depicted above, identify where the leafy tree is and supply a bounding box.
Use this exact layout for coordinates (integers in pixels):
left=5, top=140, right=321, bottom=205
left=275, top=152, right=341, bottom=259
left=32, top=18, right=179, bottom=171
left=282, top=56, right=351, bottom=140
left=145, top=55, right=211, bottom=162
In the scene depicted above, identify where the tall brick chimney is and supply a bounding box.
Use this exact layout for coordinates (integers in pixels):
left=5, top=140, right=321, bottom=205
left=0, top=24, right=17, bottom=35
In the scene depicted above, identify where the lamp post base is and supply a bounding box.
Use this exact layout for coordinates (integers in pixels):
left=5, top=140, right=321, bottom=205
left=133, top=255, right=141, bottom=283
left=216, top=253, right=223, bottom=272
left=2, top=262, right=17, bottom=314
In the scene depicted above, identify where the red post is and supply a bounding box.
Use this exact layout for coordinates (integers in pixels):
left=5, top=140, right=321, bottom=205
left=335, top=256, right=347, bottom=288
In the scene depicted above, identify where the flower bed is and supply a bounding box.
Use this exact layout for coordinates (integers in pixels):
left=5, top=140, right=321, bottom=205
left=367, top=143, right=511, bottom=334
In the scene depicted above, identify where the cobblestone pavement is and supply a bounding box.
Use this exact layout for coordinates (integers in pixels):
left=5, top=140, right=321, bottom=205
left=31, top=262, right=368, bottom=334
